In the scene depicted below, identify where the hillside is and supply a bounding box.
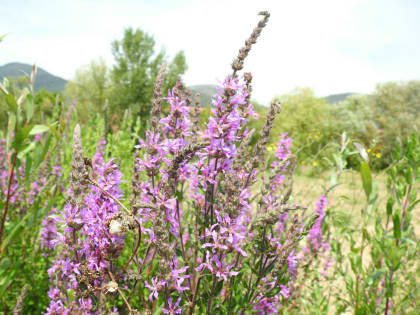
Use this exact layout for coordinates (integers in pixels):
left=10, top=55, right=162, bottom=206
left=187, top=84, right=217, bottom=107
left=0, top=62, right=67, bottom=93
left=324, top=92, right=357, bottom=104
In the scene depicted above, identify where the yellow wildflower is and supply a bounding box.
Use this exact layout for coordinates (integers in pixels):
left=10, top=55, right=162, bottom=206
left=313, top=161, right=318, bottom=166
left=376, top=153, right=381, bottom=158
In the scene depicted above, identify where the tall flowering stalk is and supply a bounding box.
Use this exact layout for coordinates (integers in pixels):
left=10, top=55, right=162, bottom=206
left=45, top=127, right=126, bottom=314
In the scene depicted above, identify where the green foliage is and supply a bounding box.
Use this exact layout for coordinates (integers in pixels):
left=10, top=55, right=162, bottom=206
left=110, top=27, right=187, bottom=120
left=0, top=68, right=67, bottom=313
left=371, top=81, right=420, bottom=168
left=271, top=87, right=337, bottom=169
left=268, top=81, right=420, bottom=171
left=64, top=58, right=110, bottom=123
left=326, top=134, right=420, bottom=314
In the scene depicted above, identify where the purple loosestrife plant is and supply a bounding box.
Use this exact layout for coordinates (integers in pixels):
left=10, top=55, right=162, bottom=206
left=45, top=11, right=332, bottom=314
left=46, top=128, right=127, bottom=314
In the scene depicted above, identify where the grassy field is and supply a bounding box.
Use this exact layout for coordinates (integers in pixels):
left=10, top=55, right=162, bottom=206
left=292, top=168, right=420, bottom=314
left=294, top=168, right=419, bottom=234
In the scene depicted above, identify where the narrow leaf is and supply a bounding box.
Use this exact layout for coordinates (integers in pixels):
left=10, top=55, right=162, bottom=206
left=392, top=214, right=401, bottom=239
left=360, top=162, right=372, bottom=198
left=6, top=93, right=18, bottom=112
left=29, top=124, right=49, bottom=135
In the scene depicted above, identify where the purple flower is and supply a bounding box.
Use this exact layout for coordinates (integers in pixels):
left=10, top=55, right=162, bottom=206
left=214, top=256, right=238, bottom=281
left=45, top=299, right=69, bottom=315
left=169, top=257, right=190, bottom=293
left=202, top=226, right=228, bottom=252
left=279, top=284, right=291, bottom=299
left=253, top=293, right=281, bottom=314
left=306, top=196, right=328, bottom=253
left=274, top=133, right=292, bottom=161
left=162, top=297, right=182, bottom=314
left=197, top=253, right=238, bottom=281
left=46, top=141, right=125, bottom=312
left=40, top=210, right=59, bottom=251
left=287, top=250, right=298, bottom=279
left=145, top=277, right=167, bottom=301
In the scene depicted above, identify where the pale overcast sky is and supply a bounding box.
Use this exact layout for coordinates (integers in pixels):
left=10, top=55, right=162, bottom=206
left=1, top=0, right=419, bottom=104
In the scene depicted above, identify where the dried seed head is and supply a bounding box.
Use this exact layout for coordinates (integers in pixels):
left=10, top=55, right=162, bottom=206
left=244, top=72, right=253, bottom=83
left=131, top=151, right=141, bottom=215
left=71, top=124, right=89, bottom=203
left=151, top=62, right=167, bottom=132
left=13, top=284, right=28, bottom=315
left=251, top=101, right=281, bottom=169
left=191, top=92, right=201, bottom=135
left=231, top=11, right=270, bottom=76
left=165, top=142, right=208, bottom=195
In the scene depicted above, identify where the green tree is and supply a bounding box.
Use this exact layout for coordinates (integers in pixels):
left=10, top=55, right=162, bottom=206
left=369, top=80, right=420, bottom=167
left=64, top=57, right=110, bottom=115
left=331, top=94, right=376, bottom=145
left=372, top=80, right=420, bottom=138
left=271, top=87, right=337, bottom=165
left=110, top=27, right=187, bottom=119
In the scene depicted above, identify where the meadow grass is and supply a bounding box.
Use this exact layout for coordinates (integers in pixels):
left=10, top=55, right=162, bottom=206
left=291, top=168, right=420, bottom=314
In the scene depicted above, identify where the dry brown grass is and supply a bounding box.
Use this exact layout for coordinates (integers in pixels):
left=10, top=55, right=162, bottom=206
left=292, top=168, right=420, bottom=236
left=290, top=168, right=420, bottom=314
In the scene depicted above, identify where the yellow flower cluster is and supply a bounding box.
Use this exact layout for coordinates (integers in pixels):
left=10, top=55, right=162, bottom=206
left=308, top=131, right=321, bottom=140
left=266, top=145, right=275, bottom=152
left=367, top=148, right=382, bottom=159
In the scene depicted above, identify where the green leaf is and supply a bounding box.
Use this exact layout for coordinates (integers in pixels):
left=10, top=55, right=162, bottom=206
left=13, top=124, right=32, bottom=151
left=17, top=142, right=36, bottom=160
left=25, top=94, right=34, bottom=121
left=0, top=258, right=10, bottom=276
left=29, top=124, right=49, bottom=135
left=25, top=155, right=32, bottom=177
left=360, top=162, right=372, bottom=198
left=34, top=134, right=52, bottom=169
left=6, top=93, right=18, bottom=112
left=392, top=214, right=401, bottom=239
left=6, top=113, right=16, bottom=151
left=0, top=271, right=15, bottom=296
left=362, top=228, right=370, bottom=242
left=407, top=199, right=420, bottom=213
left=386, top=197, right=393, bottom=216
left=401, top=237, right=417, bottom=246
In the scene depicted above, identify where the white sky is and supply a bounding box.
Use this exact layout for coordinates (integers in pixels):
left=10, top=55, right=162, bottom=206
left=1, top=0, right=419, bottom=104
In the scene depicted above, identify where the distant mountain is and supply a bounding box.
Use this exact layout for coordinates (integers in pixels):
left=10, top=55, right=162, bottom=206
left=0, top=62, right=67, bottom=93
left=324, top=92, right=358, bottom=104
left=189, top=86, right=360, bottom=107
left=187, top=84, right=218, bottom=107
